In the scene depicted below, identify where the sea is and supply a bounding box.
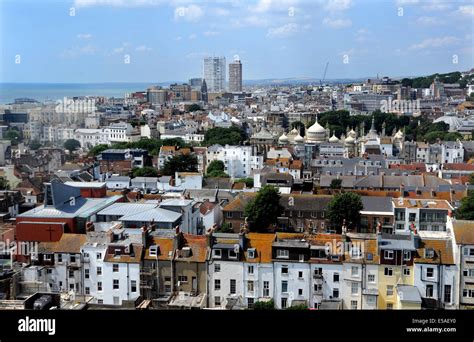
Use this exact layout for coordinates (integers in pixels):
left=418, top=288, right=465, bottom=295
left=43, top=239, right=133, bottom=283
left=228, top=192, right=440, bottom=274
left=0, top=82, right=166, bottom=104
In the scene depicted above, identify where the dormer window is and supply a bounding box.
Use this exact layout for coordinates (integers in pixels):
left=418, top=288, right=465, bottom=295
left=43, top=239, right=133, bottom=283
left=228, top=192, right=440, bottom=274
left=425, top=249, right=434, bottom=258
left=277, top=249, right=289, bottom=259
left=403, top=251, right=411, bottom=261
left=149, top=245, right=159, bottom=257
left=247, top=248, right=256, bottom=259
left=384, top=250, right=394, bottom=260
left=228, top=249, right=238, bottom=259
left=213, top=249, right=222, bottom=259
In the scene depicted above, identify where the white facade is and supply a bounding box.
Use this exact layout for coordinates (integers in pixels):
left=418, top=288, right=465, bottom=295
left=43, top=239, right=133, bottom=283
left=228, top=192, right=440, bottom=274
left=206, top=145, right=263, bottom=178
left=274, top=262, right=311, bottom=309
left=441, top=141, right=464, bottom=164
left=413, top=262, right=457, bottom=309
left=309, top=263, right=344, bottom=309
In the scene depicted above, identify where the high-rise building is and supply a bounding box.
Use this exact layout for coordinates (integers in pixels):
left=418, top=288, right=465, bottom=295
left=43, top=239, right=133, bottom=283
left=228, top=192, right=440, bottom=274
left=189, top=78, right=203, bottom=90
left=201, top=79, right=208, bottom=103
left=203, top=56, right=226, bottom=93
left=229, top=58, right=242, bottom=92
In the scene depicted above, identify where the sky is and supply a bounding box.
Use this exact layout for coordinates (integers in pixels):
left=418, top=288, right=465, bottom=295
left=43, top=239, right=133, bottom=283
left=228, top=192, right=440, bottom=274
left=0, top=0, right=473, bottom=83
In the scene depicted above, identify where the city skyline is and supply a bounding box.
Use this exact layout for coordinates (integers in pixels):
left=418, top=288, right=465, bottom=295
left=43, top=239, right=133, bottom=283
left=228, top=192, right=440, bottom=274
left=0, top=0, right=472, bottom=83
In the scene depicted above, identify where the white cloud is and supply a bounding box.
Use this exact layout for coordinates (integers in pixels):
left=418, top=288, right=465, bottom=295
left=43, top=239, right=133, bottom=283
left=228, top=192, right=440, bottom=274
left=111, top=42, right=130, bottom=54
left=61, top=45, right=97, bottom=58
left=456, top=5, right=474, bottom=17
left=136, top=45, right=152, bottom=51
left=422, top=0, right=451, bottom=11
left=174, top=5, right=203, bottom=22
left=74, top=0, right=168, bottom=8
left=322, top=17, right=352, bottom=29
left=188, top=33, right=197, bottom=40
left=77, top=33, right=93, bottom=40
left=203, top=31, right=220, bottom=36
left=409, top=36, right=460, bottom=50
left=416, top=16, right=438, bottom=25
left=266, top=23, right=309, bottom=38
left=324, top=0, right=352, bottom=12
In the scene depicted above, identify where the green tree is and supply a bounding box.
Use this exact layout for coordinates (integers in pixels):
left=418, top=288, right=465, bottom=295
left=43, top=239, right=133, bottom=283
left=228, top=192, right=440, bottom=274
left=244, top=186, right=284, bottom=232
left=235, top=178, right=254, bottom=188
left=5, top=129, right=20, bottom=143
left=330, top=179, right=342, bottom=189
left=327, top=192, right=364, bottom=231
left=63, top=139, right=81, bottom=153
left=469, top=173, right=474, bottom=185
left=203, top=126, right=247, bottom=146
left=456, top=193, right=474, bottom=220
left=88, top=144, right=109, bottom=156
left=206, top=160, right=227, bottom=178
left=132, top=166, right=158, bottom=177
left=188, top=103, right=201, bottom=112
left=253, top=299, right=275, bottom=310
left=0, top=177, right=9, bottom=190
left=162, top=154, right=198, bottom=176
left=291, top=121, right=305, bottom=136
left=29, top=140, right=41, bottom=150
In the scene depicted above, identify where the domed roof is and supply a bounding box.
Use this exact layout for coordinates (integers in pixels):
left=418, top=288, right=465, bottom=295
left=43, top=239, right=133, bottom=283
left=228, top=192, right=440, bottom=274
left=329, top=134, right=339, bottom=143
left=433, top=113, right=463, bottom=131
left=307, top=119, right=325, bottom=134
left=394, top=129, right=404, bottom=139
left=344, top=135, right=355, bottom=145
left=294, top=134, right=305, bottom=144
left=348, top=129, right=357, bottom=138
left=278, top=133, right=289, bottom=143
left=289, top=127, right=299, bottom=135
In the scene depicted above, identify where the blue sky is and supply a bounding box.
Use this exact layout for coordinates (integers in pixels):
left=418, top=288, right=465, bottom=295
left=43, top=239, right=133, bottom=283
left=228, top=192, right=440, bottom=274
left=0, top=0, right=473, bottom=83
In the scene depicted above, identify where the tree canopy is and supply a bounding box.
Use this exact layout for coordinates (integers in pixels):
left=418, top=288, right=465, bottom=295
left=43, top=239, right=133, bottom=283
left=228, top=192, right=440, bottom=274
left=203, top=126, right=247, bottom=146
left=244, top=186, right=284, bottom=232
left=327, top=192, right=363, bottom=232
left=161, top=153, right=198, bottom=176
left=206, top=160, right=228, bottom=178
left=4, top=129, right=20, bottom=143
left=132, top=166, right=158, bottom=177
left=29, top=140, right=41, bottom=150
left=64, top=139, right=81, bottom=153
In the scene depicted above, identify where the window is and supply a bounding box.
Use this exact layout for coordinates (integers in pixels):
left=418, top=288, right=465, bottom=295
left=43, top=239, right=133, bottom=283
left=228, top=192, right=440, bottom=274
left=298, top=289, right=303, bottom=296
left=248, top=266, right=254, bottom=274
left=299, top=254, right=305, bottom=262
left=214, top=264, right=221, bottom=273
left=69, top=270, right=74, bottom=278
left=426, top=285, right=434, bottom=298
left=96, top=253, right=102, bottom=259
left=69, top=284, right=74, bottom=290
left=351, top=282, right=358, bottom=295
left=97, top=282, right=102, bottom=291
left=113, top=264, right=119, bottom=272
left=247, top=298, right=254, bottom=309
left=281, top=298, right=288, bottom=309
left=85, top=287, right=90, bottom=295
left=57, top=254, right=62, bottom=263
left=367, top=296, right=376, bottom=305
left=214, top=296, right=221, bottom=306
left=444, top=285, right=451, bottom=303
left=384, top=250, right=394, bottom=260
left=70, top=255, right=76, bottom=263
left=298, top=271, right=303, bottom=279
left=228, top=250, right=238, bottom=259
left=213, top=249, right=222, bottom=259
left=350, top=300, right=358, bottom=310
left=332, top=289, right=339, bottom=298
left=248, top=248, right=256, bottom=258
left=281, top=266, right=289, bottom=274
left=277, top=249, right=289, bottom=259
left=386, top=303, right=393, bottom=310
left=384, top=267, right=393, bottom=276
left=282, top=280, right=288, bottom=293
left=333, top=273, right=339, bottom=282
left=97, top=299, right=103, bottom=304
left=113, top=279, right=119, bottom=290
left=178, top=276, right=188, bottom=283
left=97, top=267, right=102, bottom=276
left=263, top=281, right=270, bottom=297
left=426, top=268, right=434, bottom=278
left=247, top=281, right=254, bottom=293
left=131, top=280, right=137, bottom=292
left=230, top=279, right=236, bottom=294
left=368, top=274, right=375, bottom=283
left=351, top=266, right=359, bottom=277
left=85, top=269, right=90, bottom=279
left=386, top=285, right=394, bottom=296
left=403, top=267, right=411, bottom=276
left=403, top=251, right=411, bottom=261
left=214, top=279, right=221, bottom=291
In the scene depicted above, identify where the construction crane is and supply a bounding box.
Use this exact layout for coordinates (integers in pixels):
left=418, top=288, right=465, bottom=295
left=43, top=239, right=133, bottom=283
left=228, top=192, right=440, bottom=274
left=319, top=62, right=329, bottom=91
